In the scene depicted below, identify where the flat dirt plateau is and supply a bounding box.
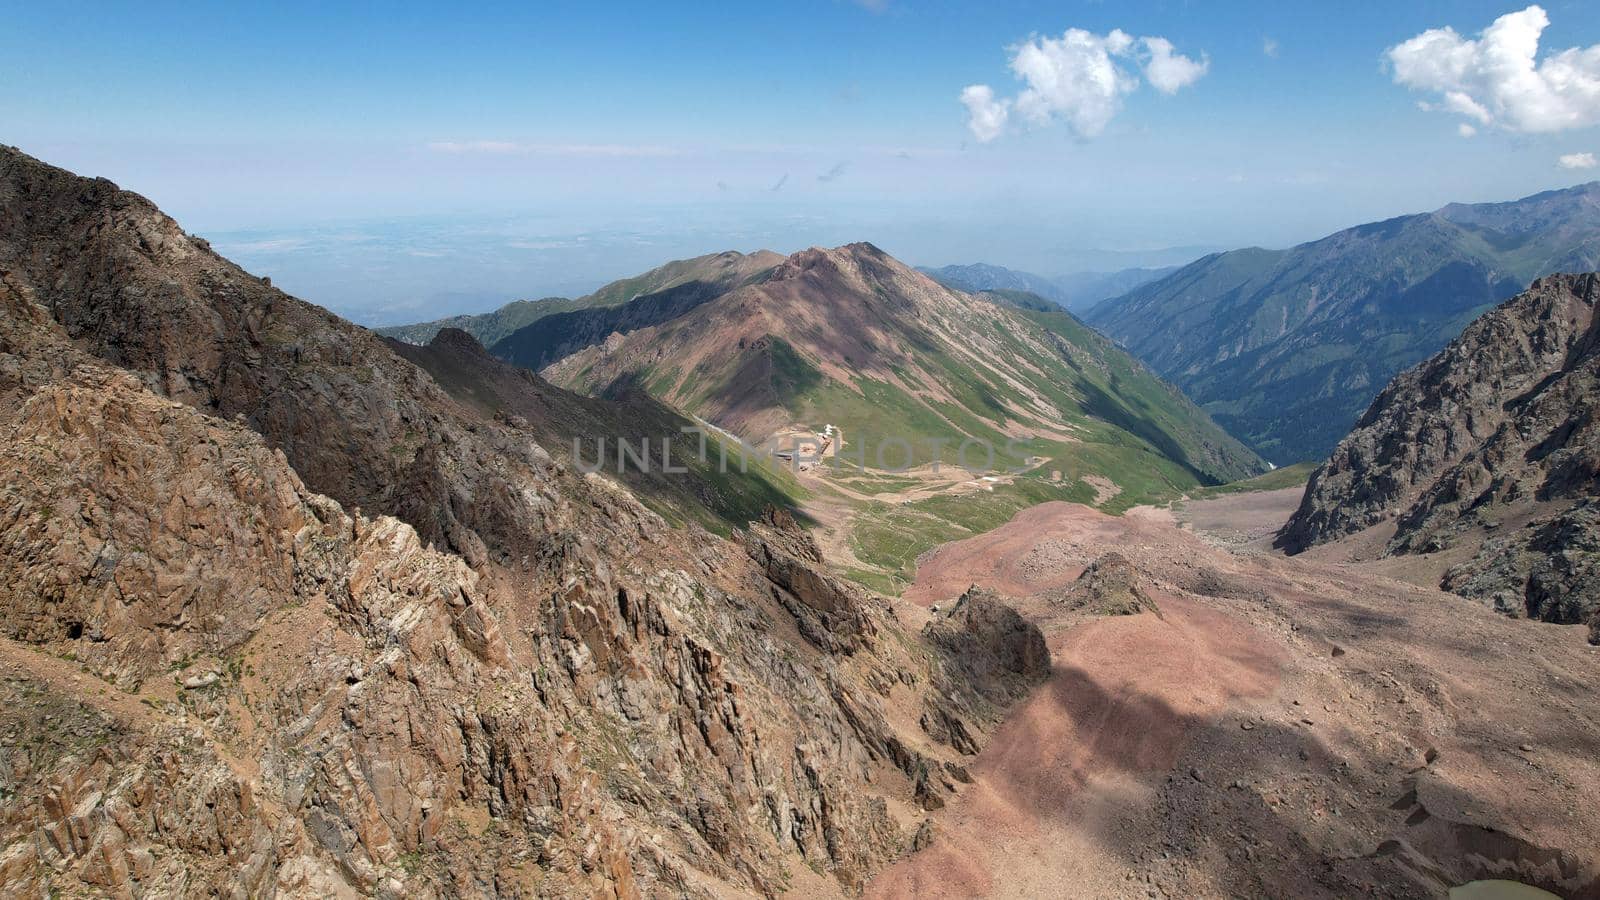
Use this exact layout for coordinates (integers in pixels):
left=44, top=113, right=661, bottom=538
left=866, top=490, right=1600, bottom=899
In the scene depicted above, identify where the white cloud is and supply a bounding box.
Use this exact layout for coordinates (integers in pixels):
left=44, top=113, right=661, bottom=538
left=1262, top=36, right=1279, bottom=59
left=960, top=85, right=1012, bottom=142
left=1558, top=151, right=1597, bottom=169
left=426, top=141, right=678, bottom=157
left=1458, top=122, right=1478, bottom=137
left=1008, top=29, right=1140, bottom=137
left=961, top=27, right=1208, bottom=142
left=1143, top=37, right=1209, bottom=94
left=1387, top=5, right=1600, bottom=133
left=428, top=140, right=521, bottom=153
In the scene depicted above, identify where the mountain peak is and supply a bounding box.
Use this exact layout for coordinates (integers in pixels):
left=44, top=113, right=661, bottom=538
left=1434, top=180, right=1600, bottom=235
left=766, top=242, right=906, bottom=291
left=541, top=237, right=1264, bottom=489
left=782, top=240, right=889, bottom=267
left=428, top=325, right=492, bottom=355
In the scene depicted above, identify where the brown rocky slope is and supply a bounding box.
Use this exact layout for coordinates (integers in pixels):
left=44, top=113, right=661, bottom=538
left=0, top=145, right=1045, bottom=897
left=1277, top=273, right=1600, bottom=641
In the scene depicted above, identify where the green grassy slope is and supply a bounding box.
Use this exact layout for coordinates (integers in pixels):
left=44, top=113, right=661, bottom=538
left=585, top=285, right=1263, bottom=485
left=377, top=250, right=781, bottom=348
left=1184, top=461, right=1316, bottom=499
left=841, top=435, right=1207, bottom=594
left=376, top=297, right=579, bottom=346
left=555, top=246, right=1264, bottom=486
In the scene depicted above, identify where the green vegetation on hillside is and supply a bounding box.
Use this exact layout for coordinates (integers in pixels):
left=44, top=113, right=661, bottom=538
left=624, top=297, right=1263, bottom=483
left=376, top=297, right=577, bottom=346
left=1089, top=183, right=1600, bottom=465
left=842, top=426, right=1209, bottom=593
left=1184, top=461, right=1316, bottom=499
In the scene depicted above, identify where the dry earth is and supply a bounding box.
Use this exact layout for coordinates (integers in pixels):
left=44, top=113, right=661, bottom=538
left=865, top=493, right=1600, bottom=899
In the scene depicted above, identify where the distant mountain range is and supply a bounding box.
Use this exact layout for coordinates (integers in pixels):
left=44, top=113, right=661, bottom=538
left=375, top=296, right=577, bottom=347
left=918, top=263, right=1069, bottom=305
left=1088, top=182, right=1600, bottom=465
left=918, top=262, right=1178, bottom=312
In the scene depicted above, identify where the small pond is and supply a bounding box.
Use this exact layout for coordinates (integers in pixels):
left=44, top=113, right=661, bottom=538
left=1449, top=880, right=1562, bottom=900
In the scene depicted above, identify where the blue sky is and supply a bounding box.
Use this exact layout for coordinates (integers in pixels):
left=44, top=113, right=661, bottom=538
left=5, top=1, right=1600, bottom=323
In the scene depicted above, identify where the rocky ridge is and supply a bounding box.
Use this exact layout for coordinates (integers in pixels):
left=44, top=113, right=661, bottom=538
left=1050, top=552, right=1161, bottom=617
left=0, top=145, right=1044, bottom=897
left=1278, top=273, right=1600, bottom=640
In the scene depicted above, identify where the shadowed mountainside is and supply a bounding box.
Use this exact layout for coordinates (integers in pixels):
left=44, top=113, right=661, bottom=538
left=389, top=327, right=804, bottom=534
left=378, top=250, right=782, bottom=351
left=376, top=295, right=578, bottom=347
left=1089, top=183, right=1600, bottom=465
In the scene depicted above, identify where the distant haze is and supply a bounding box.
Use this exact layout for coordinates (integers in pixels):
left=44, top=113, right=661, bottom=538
left=207, top=213, right=1215, bottom=325
left=12, top=3, right=1599, bottom=323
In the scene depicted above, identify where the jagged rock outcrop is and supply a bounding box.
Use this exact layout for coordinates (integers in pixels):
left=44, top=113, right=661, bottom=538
left=905, top=587, right=1050, bottom=806
left=0, top=146, right=1042, bottom=897
left=923, top=587, right=1050, bottom=707
left=1279, top=274, right=1600, bottom=640
left=1052, top=552, right=1160, bottom=617
left=1442, top=502, right=1600, bottom=641
left=743, top=506, right=876, bottom=654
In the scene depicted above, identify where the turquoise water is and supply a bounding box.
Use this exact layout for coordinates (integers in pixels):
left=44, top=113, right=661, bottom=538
left=1449, top=880, right=1561, bottom=900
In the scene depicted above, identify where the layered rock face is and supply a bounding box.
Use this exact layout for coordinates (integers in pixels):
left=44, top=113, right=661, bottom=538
left=742, top=506, right=877, bottom=654
left=1279, top=274, right=1600, bottom=640
left=0, top=146, right=1045, bottom=897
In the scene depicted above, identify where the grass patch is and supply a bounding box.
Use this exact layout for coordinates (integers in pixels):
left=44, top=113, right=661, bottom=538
left=847, top=477, right=1080, bottom=593
left=840, top=428, right=1217, bottom=594
left=1185, top=461, right=1317, bottom=499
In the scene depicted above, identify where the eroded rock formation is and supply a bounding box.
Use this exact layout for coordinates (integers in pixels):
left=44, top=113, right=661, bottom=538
left=1279, top=274, right=1600, bottom=640
left=0, top=146, right=1045, bottom=897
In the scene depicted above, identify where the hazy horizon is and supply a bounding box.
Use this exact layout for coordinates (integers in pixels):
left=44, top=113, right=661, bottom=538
left=199, top=211, right=1228, bottom=326
left=7, top=1, right=1599, bottom=323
